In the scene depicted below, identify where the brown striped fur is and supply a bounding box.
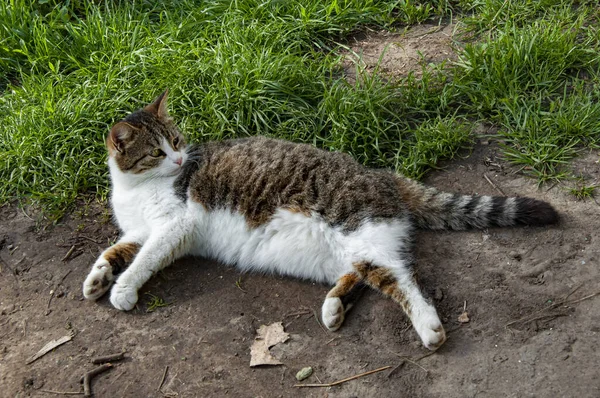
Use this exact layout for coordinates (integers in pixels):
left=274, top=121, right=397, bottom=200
left=86, top=242, right=140, bottom=297
left=354, top=262, right=412, bottom=317
left=104, top=242, right=141, bottom=275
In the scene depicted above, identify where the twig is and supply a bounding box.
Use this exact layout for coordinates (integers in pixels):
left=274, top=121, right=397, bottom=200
left=546, top=181, right=560, bottom=192
left=414, top=351, right=438, bottom=362
left=61, top=245, right=77, bottom=262
left=78, top=235, right=102, bottom=245
left=310, top=307, right=328, bottom=334
left=325, top=336, right=341, bottom=345
left=40, top=389, right=83, bottom=395
left=565, top=291, right=600, bottom=306
left=518, top=312, right=569, bottom=325
left=92, top=352, right=126, bottom=364
left=386, top=361, right=405, bottom=378
left=83, top=363, right=113, bottom=397
left=46, top=289, right=56, bottom=316
left=506, top=289, right=600, bottom=328
left=59, top=269, right=72, bottom=284
left=284, top=309, right=312, bottom=318
left=389, top=353, right=428, bottom=373
left=157, top=365, right=169, bottom=392
left=46, top=270, right=73, bottom=316
left=294, top=366, right=391, bottom=388
left=483, top=173, right=507, bottom=196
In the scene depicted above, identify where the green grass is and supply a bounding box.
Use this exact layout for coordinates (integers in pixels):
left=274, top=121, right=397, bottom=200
left=1, top=0, right=600, bottom=216
left=568, top=183, right=597, bottom=200
left=145, top=293, right=171, bottom=312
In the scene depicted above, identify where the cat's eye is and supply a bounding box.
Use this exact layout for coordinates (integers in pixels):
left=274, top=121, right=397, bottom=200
left=173, top=136, right=180, bottom=147
left=151, top=148, right=165, bottom=157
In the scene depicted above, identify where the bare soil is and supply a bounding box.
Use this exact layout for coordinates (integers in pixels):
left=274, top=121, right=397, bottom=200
left=2, top=24, right=600, bottom=398
left=342, top=23, right=457, bottom=81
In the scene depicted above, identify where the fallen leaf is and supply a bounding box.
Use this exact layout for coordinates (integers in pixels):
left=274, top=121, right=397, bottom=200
left=250, top=322, right=289, bottom=367
left=26, top=334, right=73, bottom=364
left=458, top=311, right=470, bottom=323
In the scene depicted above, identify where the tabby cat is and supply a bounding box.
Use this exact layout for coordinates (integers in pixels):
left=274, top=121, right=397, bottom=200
left=83, top=90, right=558, bottom=351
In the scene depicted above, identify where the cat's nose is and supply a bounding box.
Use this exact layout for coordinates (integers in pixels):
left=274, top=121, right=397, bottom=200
left=175, top=157, right=183, bottom=166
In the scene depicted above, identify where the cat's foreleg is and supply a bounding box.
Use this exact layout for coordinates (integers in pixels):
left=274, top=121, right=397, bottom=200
left=354, top=261, right=446, bottom=351
left=83, top=236, right=143, bottom=300
left=322, top=273, right=365, bottom=331
left=109, top=222, right=192, bottom=311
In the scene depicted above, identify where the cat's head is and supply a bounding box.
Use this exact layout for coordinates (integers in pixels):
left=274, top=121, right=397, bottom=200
left=106, top=89, right=188, bottom=178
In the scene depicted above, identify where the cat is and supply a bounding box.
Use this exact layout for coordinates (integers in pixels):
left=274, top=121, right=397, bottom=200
left=83, top=90, right=558, bottom=351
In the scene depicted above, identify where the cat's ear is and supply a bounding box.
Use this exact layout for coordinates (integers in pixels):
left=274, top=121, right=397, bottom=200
left=107, top=122, right=136, bottom=154
left=144, top=89, right=169, bottom=118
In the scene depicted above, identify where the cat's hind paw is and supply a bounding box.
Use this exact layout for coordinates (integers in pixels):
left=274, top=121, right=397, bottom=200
left=83, top=260, right=115, bottom=300
left=109, top=283, right=139, bottom=311
left=322, top=297, right=345, bottom=331
left=414, top=313, right=446, bottom=351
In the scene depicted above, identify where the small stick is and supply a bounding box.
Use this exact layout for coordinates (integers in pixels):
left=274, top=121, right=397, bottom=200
left=518, top=312, right=569, bottom=325
left=325, top=336, right=341, bottom=345
left=78, top=235, right=102, bottom=245
left=59, top=269, right=73, bottom=284
left=310, top=307, right=328, bottom=334
left=294, top=365, right=391, bottom=388
left=387, top=350, right=430, bottom=373
left=561, top=283, right=584, bottom=303
left=397, top=356, right=428, bottom=373
left=83, top=363, right=113, bottom=397
left=546, top=181, right=560, bottom=192
left=565, top=291, right=600, bottom=306
left=415, top=351, right=438, bottom=362
left=40, top=389, right=83, bottom=395
left=92, top=352, right=126, bottom=364
left=386, top=361, right=405, bottom=378
left=45, top=289, right=56, bottom=316
left=46, top=270, right=73, bottom=316
left=284, top=310, right=312, bottom=318
left=61, top=245, right=77, bottom=262
left=157, top=365, right=169, bottom=391
left=506, top=290, right=600, bottom=327
left=483, top=173, right=507, bottom=196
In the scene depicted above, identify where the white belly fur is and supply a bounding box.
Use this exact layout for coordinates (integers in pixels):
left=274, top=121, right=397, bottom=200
left=190, top=204, right=350, bottom=284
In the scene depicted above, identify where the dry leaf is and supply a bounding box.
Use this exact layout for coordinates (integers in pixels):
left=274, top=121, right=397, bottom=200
left=26, top=334, right=73, bottom=364
left=458, top=311, right=470, bottom=323
left=249, top=322, right=290, bottom=367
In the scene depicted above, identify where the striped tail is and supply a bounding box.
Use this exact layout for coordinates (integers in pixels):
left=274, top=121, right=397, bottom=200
left=397, top=178, right=559, bottom=230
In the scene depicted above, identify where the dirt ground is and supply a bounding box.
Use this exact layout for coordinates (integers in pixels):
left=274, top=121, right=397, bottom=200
left=2, top=22, right=600, bottom=398
left=342, top=22, right=457, bottom=80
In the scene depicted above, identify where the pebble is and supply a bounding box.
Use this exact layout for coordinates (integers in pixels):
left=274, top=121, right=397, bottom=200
left=295, top=367, right=313, bottom=381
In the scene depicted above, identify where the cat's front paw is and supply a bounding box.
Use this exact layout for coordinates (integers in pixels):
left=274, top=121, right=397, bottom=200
left=414, top=312, right=446, bottom=351
left=322, top=297, right=345, bottom=331
left=109, top=283, right=139, bottom=311
left=83, top=260, right=115, bottom=300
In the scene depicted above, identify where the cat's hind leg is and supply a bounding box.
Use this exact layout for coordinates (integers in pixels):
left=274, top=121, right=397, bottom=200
left=354, top=261, right=446, bottom=351
left=83, top=239, right=141, bottom=300
left=322, top=273, right=365, bottom=331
